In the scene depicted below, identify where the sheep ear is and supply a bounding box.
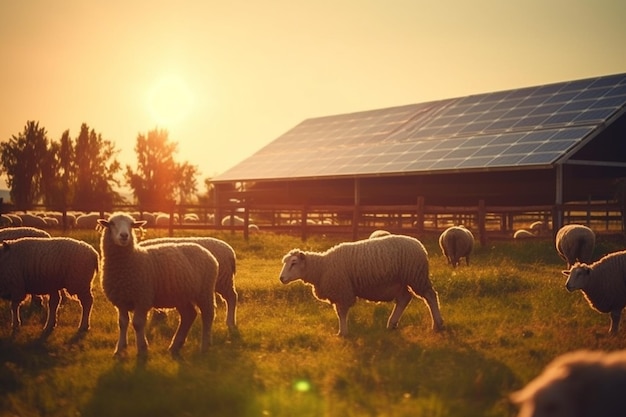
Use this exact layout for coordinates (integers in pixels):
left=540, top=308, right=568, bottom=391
left=97, top=219, right=109, bottom=228
left=562, top=270, right=570, bottom=277
left=1, top=241, right=9, bottom=251
left=297, top=251, right=305, bottom=261
left=133, top=220, right=147, bottom=228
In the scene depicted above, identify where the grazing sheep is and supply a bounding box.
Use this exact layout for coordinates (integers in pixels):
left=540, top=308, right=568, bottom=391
left=562, top=250, right=626, bottom=334
left=510, top=350, right=626, bottom=417
left=75, top=213, right=101, bottom=229
left=0, top=227, right=51, bottom=241
left=140, top=236, right=238, bottom=331
left=0, top=237, right=98, bottom=336
left=98, top=212, right=218, bottom=357
left=514, top=229, right=535, bottom=239
left=369, top=230, right=391, bottom=239
left=556, top=224, right=595, bottom=268
left=529, top=220, right=548, bottom=236
left=221, top=215, right=244, bottom=226
left=5, top=214, right=22, bottom=226
left=439, top=225, right=474, bottom=268
left=279, top=234, right=444, bottom=336
left=19, top=213, right=47, bottom=228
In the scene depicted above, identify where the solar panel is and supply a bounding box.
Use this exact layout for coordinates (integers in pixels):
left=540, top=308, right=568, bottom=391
left=213, top=73, right=626, bottom=182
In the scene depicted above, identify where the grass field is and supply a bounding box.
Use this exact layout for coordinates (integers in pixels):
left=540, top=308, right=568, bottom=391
left=1, top=228, right=625, bottom=417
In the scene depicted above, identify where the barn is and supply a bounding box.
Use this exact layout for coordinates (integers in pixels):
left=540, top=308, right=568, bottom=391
left=212, top=73, right=626, bottom=236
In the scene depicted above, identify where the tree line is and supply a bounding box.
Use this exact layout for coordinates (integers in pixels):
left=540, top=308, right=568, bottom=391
left=0, top=121, right=209, bottom=211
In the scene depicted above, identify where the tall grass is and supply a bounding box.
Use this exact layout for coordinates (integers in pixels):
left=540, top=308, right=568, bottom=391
left=1, top=229, right=625, bottom=416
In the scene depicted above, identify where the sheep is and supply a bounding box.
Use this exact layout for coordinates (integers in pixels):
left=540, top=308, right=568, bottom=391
left=140, top=236, right=238, bottom=332
left=510, top=350, right=626, bottom=417
left=514, top=229, right=535, bottom=239
left=75, top=212, right=101, bottom=229
left=97, top=212, right=218, bottom=357
left=438, top=225, right=474, bottom=268
left=0, top=237, right=98, bottom=336
left=0, top=227, right=51, bottom=241
left=556, top=224, right=595, bottom=268
left=562, top=250, right=626, bottom=334
left=279, top=234, right=444, bottom=336
left=369, top=230, right=391, bottom=239
left=19, top=213, right=47, bottom=228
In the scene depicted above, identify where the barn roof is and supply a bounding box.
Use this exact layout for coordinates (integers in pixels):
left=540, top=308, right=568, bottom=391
left=213, top=73, right=626, bottom=183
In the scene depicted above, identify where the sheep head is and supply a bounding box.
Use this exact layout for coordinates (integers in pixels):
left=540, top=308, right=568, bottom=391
left=98, top=213, right=147, bottom=247
left=563, top=263, right=591, bottom=292
left=279, top=250, right=306, bottom=284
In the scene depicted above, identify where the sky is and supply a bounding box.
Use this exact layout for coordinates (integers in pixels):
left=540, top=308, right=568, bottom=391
left=1, top=0, right=625, bottom=188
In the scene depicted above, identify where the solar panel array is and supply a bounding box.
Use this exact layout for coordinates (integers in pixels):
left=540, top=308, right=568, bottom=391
left=214, top=73, right=626, bottom=182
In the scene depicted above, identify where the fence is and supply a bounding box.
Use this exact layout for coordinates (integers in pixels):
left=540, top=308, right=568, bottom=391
left=9, top=198, right=623, bottom=245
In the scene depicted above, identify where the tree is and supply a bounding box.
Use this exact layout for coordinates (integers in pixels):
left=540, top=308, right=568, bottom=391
left=126, top=128, right=198, bottom=209
left=0, top=121, right=50, bottom=210
left=73, top=123, right=122, bottom=210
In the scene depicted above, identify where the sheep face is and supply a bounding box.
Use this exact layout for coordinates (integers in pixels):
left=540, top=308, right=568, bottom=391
left=98, top=214, right=146, bottom=247
left=563, top=264, right=591, bottom=292
left=279, top=251, right=305, bottom=284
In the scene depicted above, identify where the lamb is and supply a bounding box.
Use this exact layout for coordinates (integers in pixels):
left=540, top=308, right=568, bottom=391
left=510, top=350, right=626, bottom=417
left=140, top=236, right=238, bottom=331
left=0, top=237, right=98, bottom=336
left=438, top=225, right=474, bottom=268
left=279, top=234, right=444, bottom=336
left=98, top=212, right=218, bottom=357
left=555, top=224, right=595, bottom=268
left=562, top=249, right=626, bottom=334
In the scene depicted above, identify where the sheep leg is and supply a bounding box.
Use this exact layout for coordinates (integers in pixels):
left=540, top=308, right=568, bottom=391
left=132, top=308, right=150, bottom=356
left=42, top=291, right=61, bottom=335
left=387, top=288, right=412, bottom=329
left=114, top=308, right=130, bottom=357
left=609, top=310, right=622, bottom=334
left=220, top=287, right=238, bottom=331
left=198, top=297, right=215, bottom=353
left=10, top=298, right=24, bottom=334
left=170, top=303, right=197, bottom=356
left=77, top=291, right=93, bottom=332
left=334, top=303, right=350, bottom=336
left=420, top=287, right=444, bottom=331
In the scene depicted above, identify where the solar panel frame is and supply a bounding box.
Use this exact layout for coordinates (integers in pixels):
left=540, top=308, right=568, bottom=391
left=213, top=73, right=626, bottom=182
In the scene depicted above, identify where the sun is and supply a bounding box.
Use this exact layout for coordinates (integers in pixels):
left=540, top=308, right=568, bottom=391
left=147, top=75, right=194, bottom=127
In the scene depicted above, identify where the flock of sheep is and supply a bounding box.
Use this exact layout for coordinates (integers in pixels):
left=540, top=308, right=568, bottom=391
left=1, top=212, right=626, bottom=415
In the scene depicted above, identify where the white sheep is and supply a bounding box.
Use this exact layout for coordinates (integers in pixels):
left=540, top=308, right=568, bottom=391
left=140, top=236, right=238, bottom=332
left=98, top=212, right=218, bottom=357
left=438, top=225, right=474, bottom=268
left=0, top=237, right=98, bottom=336
left=514, top=229, right=535, bottom=239
left=75, top=212, right=101, bottom=229
left=556, top=224, right=595, bottom=268
left=562, top=250, right=626, bottom=334
left=510, top=350, right=626, bottom=417
left=0, top=227, right=51, bottom=241
left=19, top=213, right=47, bottom=228
left=369, top=230, right=391, bottom=239
left=279, top=234, right=444, bottom=336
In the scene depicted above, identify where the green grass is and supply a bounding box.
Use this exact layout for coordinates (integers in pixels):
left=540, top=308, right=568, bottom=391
left=1, top=229, right=626, bottom=417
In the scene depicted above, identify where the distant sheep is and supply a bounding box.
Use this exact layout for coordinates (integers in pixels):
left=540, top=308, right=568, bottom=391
left=279, top=234, right=444, bottom=336
left=5, top=214, right=22, bottom=226
left=369, top=230, right=391, bottom=239
left=529, top=220, right=548, bottom=236
left=98, top=212, right=218, bottom=357
left=556, top=224, right=595, bottom=268
left=439, top=226, right=474, bottom=268
left=0, top=227, right=51, bottom=241
left=75, top=213, right=101, bottom=229
left=0, top=237, right=98, bottom=336
left=514, top=229, right=535, bottom=239
left=19, top=213, right=47, bottom=228
left=221, top=215, right=244, bottom=226
left=563, top=249, right=626, bottom=334
left=140, top=236, right=239, bottom=331
left=510, top=350, right=626, bottom=417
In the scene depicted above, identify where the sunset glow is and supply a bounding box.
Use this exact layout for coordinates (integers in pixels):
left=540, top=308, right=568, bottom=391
left=147, top=75, right=195, bottom=128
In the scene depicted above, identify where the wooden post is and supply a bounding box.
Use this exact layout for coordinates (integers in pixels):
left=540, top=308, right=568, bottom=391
left=478, top=199, right=487, bottom=246
left=416, top=196, right=424, bottom=235
left=301, top=205, right=308, bottom=241
left=243, top=205, right=249, bottom=241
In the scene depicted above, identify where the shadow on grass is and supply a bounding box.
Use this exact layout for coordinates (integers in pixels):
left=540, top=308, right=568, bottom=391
left=80, top=347, right=260, bottom=417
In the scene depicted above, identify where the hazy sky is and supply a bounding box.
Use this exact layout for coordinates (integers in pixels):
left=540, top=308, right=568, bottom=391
left=1, top=0, right=625, bottom=184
